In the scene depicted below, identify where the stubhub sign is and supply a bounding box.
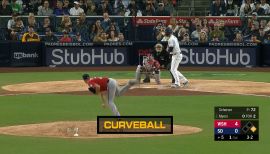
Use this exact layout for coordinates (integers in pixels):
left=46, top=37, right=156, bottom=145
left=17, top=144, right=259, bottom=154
left=46, top=47, right=128, bottom=66
left=180, top=47, right=258, bottom=66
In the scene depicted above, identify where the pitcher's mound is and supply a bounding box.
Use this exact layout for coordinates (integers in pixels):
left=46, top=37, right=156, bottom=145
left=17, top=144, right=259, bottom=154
left=0, top=121, right=202, bottom=139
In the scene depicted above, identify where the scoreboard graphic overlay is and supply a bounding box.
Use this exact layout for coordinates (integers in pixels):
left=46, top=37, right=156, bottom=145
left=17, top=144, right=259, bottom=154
left=214, top=107, right=259, bottom=141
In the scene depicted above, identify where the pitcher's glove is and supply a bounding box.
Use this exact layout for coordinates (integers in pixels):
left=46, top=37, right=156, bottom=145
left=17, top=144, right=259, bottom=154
left=88, top=87, right=96, bottom=94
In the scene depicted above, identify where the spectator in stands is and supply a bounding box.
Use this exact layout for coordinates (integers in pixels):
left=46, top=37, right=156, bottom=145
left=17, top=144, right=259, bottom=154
left=73, top=14, right=88, bottom=35
left=219, top=20, right=231, bottom=40
left=210, top=0, right=226, bottom=16
left=246, top=13, right=259, bottom=35
left=10, top=0, right=22, bottom=14
left=23, top=0, right=41, bottom=15
left=113, top=0, right=125, bottom=15
left=26, top=13, right=38, bottom=31
left=258, top=28, right=266, bottom=41
left=63, top=0, right=72, bottom=12
left=260, top=19, right=267, bottom=29
left=125, top=0, right=142, bottom=16
left=121, top=0, right=130, bottom=9
left=263, top=33, right=270, bottom=43
left=73, top=32, right=85, bottom=42
left=118, top=32, right=125, bottom=42
left=79, top=0, right=87, bottom=12
left=209, top=22, right=225, bottom=41
left=225, top=0, right=239, bottom=16
left=254, top=1, right=265, bottom=15
left=201, top=18, right=209, bottom=34
left=156, top=26, right=166, bottom=41
left=9, top=29, right=18, bottom=41
left=13, top=17, right=24, bottom=33
left=59, top=30, right=72, bottom=43
left=211, top=34, right=220, bottom=42
left=9, top=17, right=24, bottom=35
left=7, top=13, right=18, bottom=31
left=155, top=2, right=170, bottom=16
left=248, top=22, right=260, bottom=37
left=142, top=0, right=155, bottom=16
left=153, top=21, right=164, bottom=34
left=259, top=0, right=270, bottom=15
left=105, top=20, right=120, bottom=33
left=263, top=20, right=270, bottom=33
left=233, top=31, right=244, bottom=42
left=169, top=18, right=179, bottom=35
left=58, top=15, right=72, bottom=33
left=249, top=34, right=261, bottom=43
left=101, top=12, right=111, bottom=30
left=37, top=0, right=53, bottom=16
left=184, top=20, right=192, bottom=34
left=21, top=26, right=40, bottom=42
left=191, top=24, right=202, bottom=41
left=39, top=17, right=53, bottom=33
left=0, top=0, right=13, bottom=15
left=70, top=1, right=84, bottom=16
left=107, top=30, right=119, bottom=41
left=191, top=17, right=202, bottom=32
left=15, top=0, right=23, bottom=8
left=95, top=19, right=104, bottom=31
left=177, top=25, right=189, bottom=41
left=163, top=0, right=174, bottom=15
left=96, top=0, right=113, bottom=15
left=42, top=27, right=58, bottom=42
left=93, top=31, right=108, bottom=42
left=90, top=19, right=104, bottom=41
left=85, top=0, right=97, bottom=15
left=198, top=31, right=208, bottom=43
left=239, top=0, right=255, bottom=16
left=180, top=33, right=191, bottom=43
left=54, top=0, right=69, bottom=15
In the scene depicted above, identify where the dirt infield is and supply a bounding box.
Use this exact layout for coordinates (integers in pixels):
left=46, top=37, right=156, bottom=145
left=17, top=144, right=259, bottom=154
left=0, top=121, right=202, bottom=139
left=2, top=79, right=270, bottom=97
left=1, top=78, right=269, bottom=139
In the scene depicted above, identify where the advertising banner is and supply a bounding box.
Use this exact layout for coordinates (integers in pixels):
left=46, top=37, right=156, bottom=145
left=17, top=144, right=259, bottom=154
left=133, top=42, right=259, bottom=66
left=180, top=47, right=258, bottom=66
left=10, top=42, right=42, bottom=67
left=262, top=44, right=270, bottom=66
left=0, top=42, right=10, bottom=66
left=133, top=16, right=242, bottom=26
left=45, top=47, right=128, bottom=66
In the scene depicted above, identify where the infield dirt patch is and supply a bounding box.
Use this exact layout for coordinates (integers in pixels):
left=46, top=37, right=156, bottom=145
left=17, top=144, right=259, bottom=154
left=0, top=121, right=202, bottom=139
left=2, top=79, right=270, bottom=96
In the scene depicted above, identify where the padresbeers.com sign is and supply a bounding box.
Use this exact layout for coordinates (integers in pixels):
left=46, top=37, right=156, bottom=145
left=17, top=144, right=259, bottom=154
left=97, top=116, right=173, bottom=134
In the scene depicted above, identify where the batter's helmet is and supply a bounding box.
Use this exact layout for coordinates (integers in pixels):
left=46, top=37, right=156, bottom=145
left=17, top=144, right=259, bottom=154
left=82, top=74, right=90, bottom=80
left=165, top=27, right=173, bottom=36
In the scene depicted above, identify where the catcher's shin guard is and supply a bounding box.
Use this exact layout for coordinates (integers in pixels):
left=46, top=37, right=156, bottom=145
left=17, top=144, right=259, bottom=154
left=143, top=75, right=150, bottom=83
left=154, top=70, right=161, bottom=84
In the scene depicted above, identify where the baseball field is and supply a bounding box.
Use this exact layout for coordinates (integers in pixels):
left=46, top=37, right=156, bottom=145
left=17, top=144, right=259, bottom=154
left=0, top=67, right=269, bottom=154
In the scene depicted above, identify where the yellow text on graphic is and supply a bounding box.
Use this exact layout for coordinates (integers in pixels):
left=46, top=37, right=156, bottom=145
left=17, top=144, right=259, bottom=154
left=103, top=121, right=166, bottom=129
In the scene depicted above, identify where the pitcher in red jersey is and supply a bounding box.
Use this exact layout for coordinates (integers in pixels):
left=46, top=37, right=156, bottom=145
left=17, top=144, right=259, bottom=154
left=82, top=74, right=137, bottom=116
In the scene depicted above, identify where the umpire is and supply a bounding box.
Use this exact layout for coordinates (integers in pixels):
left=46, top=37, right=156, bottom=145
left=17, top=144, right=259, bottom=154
left=143, top=43, right=175, bottom=83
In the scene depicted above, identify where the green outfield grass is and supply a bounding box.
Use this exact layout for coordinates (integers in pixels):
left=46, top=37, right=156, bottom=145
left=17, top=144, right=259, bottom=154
left=0, top=71, right=269, bottom=154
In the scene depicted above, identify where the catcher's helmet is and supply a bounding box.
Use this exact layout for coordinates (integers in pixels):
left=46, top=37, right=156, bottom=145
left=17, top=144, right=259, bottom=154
left=82, top=74, right=90, bottom=80
left=165, top=27, right=173, bottom=36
